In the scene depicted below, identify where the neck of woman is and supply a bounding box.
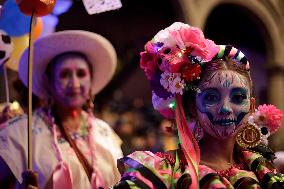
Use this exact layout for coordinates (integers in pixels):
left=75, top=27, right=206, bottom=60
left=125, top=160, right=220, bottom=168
left=52, top=105, right=85, bottom=132
left=199, top=133, right=237, bottom=171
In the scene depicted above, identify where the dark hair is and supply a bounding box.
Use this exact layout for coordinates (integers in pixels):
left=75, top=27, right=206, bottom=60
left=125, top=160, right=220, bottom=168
left=182, top=58, right=253, bottom=120
left=45, top=51, right=93, bottom=82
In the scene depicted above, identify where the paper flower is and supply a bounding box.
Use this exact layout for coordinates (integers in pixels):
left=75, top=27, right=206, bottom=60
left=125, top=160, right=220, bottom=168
left=254, top=104, right=283, bottom=134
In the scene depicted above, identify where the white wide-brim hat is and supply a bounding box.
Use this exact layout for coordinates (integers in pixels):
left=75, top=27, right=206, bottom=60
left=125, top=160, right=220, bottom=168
left=19, top=30, right=117, bottom=100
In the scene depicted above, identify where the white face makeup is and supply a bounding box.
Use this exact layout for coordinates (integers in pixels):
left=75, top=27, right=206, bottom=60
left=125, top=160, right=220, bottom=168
left=195, top=70, right=251, bottom=139
left=50, top=54, right=92, bottom=109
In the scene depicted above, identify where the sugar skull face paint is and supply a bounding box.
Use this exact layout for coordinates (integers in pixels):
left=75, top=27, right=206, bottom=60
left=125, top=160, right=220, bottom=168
left=50, top=54, right=92, bottom=109
left=195, top=70, right=251, bottom=139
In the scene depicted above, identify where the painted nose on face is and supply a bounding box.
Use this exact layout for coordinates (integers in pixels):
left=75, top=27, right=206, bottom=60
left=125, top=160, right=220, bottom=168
left=69, top=74, right=80, bottom=88
left=220, top=100, right=233, bottom=115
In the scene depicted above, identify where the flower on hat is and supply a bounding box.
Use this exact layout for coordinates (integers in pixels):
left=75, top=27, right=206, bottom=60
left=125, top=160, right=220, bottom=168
left=140, top=22, right=219, bottom=118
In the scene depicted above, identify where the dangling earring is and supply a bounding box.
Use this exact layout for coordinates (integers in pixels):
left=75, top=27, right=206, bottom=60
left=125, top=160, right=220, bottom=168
left=236, top=97, right=262, bottom=148
left=193, top=120, right=204, bottom=142
left=86, top=90, right=95, bottom=113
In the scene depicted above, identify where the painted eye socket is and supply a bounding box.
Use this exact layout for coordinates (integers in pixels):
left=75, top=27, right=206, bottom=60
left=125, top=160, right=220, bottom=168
left=231, top=94, right=247, bottom=104
left=230, top=88, right=248, bottom=104
left=205, top=94, right=219, bottom=102
left=201, top=89, right=220, bottom=104
left=77, top=69, right=87, bottom=78
left=59, top=70, right=70, bottom=79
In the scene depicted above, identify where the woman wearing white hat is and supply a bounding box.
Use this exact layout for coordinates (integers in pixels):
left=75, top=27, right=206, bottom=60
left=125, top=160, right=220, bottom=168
left=0, top=30, right=123, bottom=189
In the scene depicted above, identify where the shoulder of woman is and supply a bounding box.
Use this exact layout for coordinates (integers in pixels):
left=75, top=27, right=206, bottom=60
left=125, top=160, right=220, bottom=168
left=91, top=117, right=122, bottom=143
left=0, top=111, right=51, bottom=151
left=90, top=117, right=123, bottom=159
left=116, top=151, right=171, bottom=187
left=240, top=149, right=284, bottom=188
left=0, top=114, right=27, bottom=133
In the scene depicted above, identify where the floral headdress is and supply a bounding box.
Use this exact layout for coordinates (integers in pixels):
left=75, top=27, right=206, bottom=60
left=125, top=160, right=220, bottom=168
left=141, top=22, right=251, bottom=120
left=140, top=22, right=219, bottom=119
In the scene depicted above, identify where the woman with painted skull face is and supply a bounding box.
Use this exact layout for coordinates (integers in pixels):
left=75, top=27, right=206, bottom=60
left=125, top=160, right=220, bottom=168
left=113, top=22, right=284, bottom=189
left=0, top=31, right=123, bottom=189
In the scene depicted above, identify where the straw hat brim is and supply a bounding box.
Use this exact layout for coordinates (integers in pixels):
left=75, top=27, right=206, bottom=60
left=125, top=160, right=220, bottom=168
left=18, top=30, right=117, bottom=99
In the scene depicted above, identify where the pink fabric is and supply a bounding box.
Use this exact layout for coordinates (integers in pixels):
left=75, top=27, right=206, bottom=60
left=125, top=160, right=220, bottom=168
left=127, top=172, right=155, bottom=188
left=47, top=112, right=74, bottom=188
left=175, top=95, right=200, bottom=189
left=53, top=162, right=73, bottom=189
left=49, top=111, right=106, bottom=189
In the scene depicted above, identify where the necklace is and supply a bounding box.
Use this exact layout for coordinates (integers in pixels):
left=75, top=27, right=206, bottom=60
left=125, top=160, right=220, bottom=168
left=68, top=114, right=89, bottom=140
left=200, top=160, right=244, bottom=178
left=57, top=112, right=89, bottom=142
left=215, top=163, right=243, bottom=178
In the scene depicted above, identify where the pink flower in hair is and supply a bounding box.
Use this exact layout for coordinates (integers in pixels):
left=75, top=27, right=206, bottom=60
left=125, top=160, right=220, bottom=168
left=170, top=27, right=219, bottom=61
left=255, top=104, right=283, bottom=133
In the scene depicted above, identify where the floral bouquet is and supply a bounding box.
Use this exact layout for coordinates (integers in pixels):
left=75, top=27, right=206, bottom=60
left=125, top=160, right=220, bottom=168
left=140, top=22, right=220, bottom=118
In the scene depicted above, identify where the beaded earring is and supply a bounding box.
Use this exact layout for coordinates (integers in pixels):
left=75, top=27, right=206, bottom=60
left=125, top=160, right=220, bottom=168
left=236, top=97, right=262, bottom=148
left=193, top=120, right=204, bottom=142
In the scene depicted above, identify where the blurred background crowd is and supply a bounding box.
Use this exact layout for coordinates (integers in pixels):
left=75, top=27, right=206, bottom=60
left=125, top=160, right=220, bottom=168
left=96, top=93, right=178, bottom=155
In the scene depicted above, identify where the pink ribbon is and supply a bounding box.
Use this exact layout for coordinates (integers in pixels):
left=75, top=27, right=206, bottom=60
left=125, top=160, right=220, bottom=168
left=175, top=95, right=200, bottom=189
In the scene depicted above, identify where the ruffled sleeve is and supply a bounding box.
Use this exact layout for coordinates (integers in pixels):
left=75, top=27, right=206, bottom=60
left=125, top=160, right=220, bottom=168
left=240, top=150, right=284, bottom=188
left=113, top=150, right=193, bottom=189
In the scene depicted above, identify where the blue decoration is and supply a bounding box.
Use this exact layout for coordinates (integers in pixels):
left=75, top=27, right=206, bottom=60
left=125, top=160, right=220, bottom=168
left=52, top=0, right=72, bottom=16
left=0, top=0, right=30, bottom=37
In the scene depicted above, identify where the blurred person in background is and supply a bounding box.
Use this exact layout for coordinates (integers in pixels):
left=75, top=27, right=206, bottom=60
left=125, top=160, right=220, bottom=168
left=0, top=30, right=123, bottom=189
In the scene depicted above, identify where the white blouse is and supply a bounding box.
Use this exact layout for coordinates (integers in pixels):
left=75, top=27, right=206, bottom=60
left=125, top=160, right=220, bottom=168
left=0, top=110, right=123, bottom=189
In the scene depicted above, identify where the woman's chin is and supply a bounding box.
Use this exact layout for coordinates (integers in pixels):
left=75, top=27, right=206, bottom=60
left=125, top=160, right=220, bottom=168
left=211, top=125, right=237, bottom=139
left=64, top=99, right=86, bottom=109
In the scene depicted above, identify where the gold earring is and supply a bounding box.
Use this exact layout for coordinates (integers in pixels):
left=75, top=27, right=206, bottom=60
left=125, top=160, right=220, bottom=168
left=236, top=123, right=262, bottom=148
left=236, top=97, right=261, bottom=148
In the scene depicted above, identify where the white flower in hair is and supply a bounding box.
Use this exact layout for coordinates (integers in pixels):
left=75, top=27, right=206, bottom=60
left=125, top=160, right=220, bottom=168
left=167, top=22, right=190, bottom=31
left=153, top=29, right=175, bottom=47
left=160, top=71, right=172, bottom=90
left=169, top=76, right=185, bottom=95
left=153, top=22, right=190, bottom=48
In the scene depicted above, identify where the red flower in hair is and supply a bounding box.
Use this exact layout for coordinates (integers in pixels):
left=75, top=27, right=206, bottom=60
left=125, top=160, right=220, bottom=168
left=140, top=51, right=158, bottom=80
left=181, top=63, right=201, bottom=82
